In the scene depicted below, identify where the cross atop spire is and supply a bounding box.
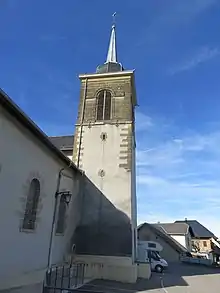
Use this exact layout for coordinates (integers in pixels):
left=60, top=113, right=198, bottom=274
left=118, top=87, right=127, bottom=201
left=112, top=12, right=116, bottom=27
left=106, top=12, right=117, bottom=63
left=96, top=13, right=124, bottom=74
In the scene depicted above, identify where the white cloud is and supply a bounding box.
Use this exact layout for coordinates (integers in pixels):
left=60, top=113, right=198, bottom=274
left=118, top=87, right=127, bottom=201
left=169, top=47, right=220, bottom=74
left=136, top=113, right=220, bottom=237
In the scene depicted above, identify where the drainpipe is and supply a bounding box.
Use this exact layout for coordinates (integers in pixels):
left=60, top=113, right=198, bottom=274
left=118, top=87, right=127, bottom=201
left=47, top=162, right=78, bottom=271
left=130, top=91, right=137, bottom=264
left=47, top=167, right=64, bottom=271
left=131, top=148, right=137, bottom=263
left=47, top=74, right=88, bottom=270
left=78, top=170, right=86, bottom=226
left=77, top=77, right=88, bottom=168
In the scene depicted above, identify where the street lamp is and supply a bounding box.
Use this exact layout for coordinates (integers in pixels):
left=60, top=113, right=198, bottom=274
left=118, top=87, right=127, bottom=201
left=57, top=191, right=72, bottom=205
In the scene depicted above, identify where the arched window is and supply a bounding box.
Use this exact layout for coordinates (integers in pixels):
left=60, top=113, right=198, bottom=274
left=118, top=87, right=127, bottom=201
left=22, top=178, right=40, bottom=230
left=96, top=90, right=112, bottom=121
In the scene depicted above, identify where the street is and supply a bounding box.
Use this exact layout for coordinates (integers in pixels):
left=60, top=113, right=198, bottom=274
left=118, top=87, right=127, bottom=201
left=142, top=262, right=220, bottom=293
left=157, top=262, right=220, bottom=293
left=78, top=262, right=220, bottom=293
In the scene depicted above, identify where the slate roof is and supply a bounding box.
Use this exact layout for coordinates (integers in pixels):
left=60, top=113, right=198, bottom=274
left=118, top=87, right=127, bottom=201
left=0, top=88, right=79, bottom=173
left=138, top=223, right=187, bottom=254
left=153, top=223, right=189, bottom=235
left=49, top=135, right=74, bottom=151
left=175, top=220, right=216, bottom=239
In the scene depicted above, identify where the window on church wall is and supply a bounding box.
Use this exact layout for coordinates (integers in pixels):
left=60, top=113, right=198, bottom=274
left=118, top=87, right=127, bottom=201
left=104, top=91, right=111, bottom=120
left=97, top=91, right=104, bottom=120
left=22, top=178, right=40, bottom=230
left=96, top=90, right=112, bottom=121
left=56, top=196, right=67, bottom=234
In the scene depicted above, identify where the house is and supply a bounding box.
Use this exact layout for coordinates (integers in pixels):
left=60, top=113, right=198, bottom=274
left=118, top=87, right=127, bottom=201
left=138, top=223, right=187, bottom=262
left=175, top=220, right=220, bottom=262
left=153, top=222, right=193, bottom=251
left=0, top=19, right=149, bottom=291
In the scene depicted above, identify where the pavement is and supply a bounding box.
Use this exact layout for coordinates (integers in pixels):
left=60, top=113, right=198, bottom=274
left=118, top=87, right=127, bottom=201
left=1, top=262, right=220, bottom=292
left=158, top=262, right=220, bottom=293
left=77, top=262, right=220, bottom=293
left=0, top=283, right=43, bottom=293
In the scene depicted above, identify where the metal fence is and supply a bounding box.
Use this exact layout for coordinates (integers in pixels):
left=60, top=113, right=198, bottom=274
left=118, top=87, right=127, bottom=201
left=42, top=263, right=85, bottom=293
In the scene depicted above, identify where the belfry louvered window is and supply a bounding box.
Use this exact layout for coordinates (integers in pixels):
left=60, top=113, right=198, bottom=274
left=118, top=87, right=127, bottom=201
left=22, top=178, right=40, bottom=230
left=96, top=90, right=112, bottom=121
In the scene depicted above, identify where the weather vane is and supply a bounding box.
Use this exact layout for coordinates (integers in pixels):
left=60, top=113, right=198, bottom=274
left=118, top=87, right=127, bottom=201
left=112, top=12, right=117, bottom=27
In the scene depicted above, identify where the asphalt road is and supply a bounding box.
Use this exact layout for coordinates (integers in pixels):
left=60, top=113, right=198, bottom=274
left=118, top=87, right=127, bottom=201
left=149, top=262, right=220, bottom=293
left=0, top=283, right=42, bottom=293
left=77, top=262, right=220, bottom=293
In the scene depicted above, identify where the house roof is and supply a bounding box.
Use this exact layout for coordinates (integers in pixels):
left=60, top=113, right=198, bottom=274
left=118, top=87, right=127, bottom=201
left=49, top=135, right=74, bottom=151
left=138, top=223, right=187, bottom=254
left=175, top=220, right=216, bottom=239
left=153, top=223, right=189, bottom=235
left=0, top=88, right=79, bottom=173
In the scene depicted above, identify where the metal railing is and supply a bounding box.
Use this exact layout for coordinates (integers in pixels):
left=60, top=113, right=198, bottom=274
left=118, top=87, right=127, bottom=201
left=42, top=263, right=85, bottom=293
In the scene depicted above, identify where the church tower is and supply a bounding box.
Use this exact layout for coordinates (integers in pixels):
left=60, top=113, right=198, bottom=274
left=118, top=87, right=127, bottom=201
left=73, top=16, right=137, bottom=260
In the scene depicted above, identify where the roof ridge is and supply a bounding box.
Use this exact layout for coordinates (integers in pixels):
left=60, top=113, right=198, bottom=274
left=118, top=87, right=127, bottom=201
left=49, top=135, right=74, bottom=138
left=175, top=220, right=216, bottom=238
left=153, top=222, right=189, bottom=226
left=0, top=89, right=78, bottom=173
left=138, top=223, right=187, bottom=253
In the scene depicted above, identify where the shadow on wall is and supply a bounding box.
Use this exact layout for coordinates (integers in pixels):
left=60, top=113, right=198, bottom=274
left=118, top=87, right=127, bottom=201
left=70, top=175, right=132, bottom=256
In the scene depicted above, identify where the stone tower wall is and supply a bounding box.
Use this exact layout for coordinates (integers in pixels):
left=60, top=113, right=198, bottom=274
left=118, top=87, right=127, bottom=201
left=72, top=73, right=137, bottom=257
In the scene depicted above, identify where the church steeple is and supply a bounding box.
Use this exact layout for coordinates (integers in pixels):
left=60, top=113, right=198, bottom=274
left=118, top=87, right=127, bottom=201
left=96, top=13, right=124, bottom=74
left=106, top=13, right=117, bottom=63
left=73, top=14, right=137, bottom=259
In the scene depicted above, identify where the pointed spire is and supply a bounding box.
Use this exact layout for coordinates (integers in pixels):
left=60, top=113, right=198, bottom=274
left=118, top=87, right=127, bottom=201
left=106, top=12, right=117, bottom=63
left=96, top=13, right=123, bottom=74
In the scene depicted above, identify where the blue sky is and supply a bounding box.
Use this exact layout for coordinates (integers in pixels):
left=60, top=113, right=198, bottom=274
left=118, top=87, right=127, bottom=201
left=1, top=0, right=220, bottom=236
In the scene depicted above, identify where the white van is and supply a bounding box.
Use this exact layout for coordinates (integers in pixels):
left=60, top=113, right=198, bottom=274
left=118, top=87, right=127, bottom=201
left=148, top=250, right=168, bottom=273
left=137, top=241, right=168, bottom=273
